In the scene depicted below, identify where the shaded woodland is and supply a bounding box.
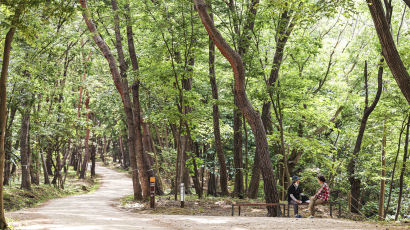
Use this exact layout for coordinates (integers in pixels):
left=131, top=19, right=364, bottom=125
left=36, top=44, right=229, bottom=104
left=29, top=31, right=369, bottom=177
left=0, top=0, right=409, bottom=228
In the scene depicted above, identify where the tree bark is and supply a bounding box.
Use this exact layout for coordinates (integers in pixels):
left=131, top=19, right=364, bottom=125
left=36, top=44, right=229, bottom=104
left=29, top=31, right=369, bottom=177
left=40, top=149, right=50, bottom=185
left=384, top=116, right=407, bottom=218
left=403, top=0, right=410, bottom=8
left=378, top=122, right=386, bottom=220
left=132, top=83, right=154, bottom=199
left=28, top=133, right=38, bottom=185
left=348, top=60, right=383, bottom=213
left=3, top=106, right=16, bottom=186
left=243, top=116, right=249, bottom=194
left=367, top=0, right=410, bottom=104
left=194, top=0, right=280, bottom=216
left=250, top=9, right=294, bottom=198
left=20, top=112, right=31, bottom=190
left=395, top=113, right=409, bottom=220
left=46, top=147, right=54, bottom=176
left=0, top=26, right=17, bottom=229
left=207, top=10, right=229, bottom=195
left=91, top=141, right=96, bottom=177
left=233, top=106, right=244, bottom=198
left=79, top=93, right=91, bottom=179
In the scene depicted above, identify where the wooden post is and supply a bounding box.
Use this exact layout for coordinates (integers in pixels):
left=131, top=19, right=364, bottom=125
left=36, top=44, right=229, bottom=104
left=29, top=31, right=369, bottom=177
left=150, top=177, right=155, bottom=209
left=348, top=192, right=352, bottom=212
left=180, top=183, right=185, bottom=208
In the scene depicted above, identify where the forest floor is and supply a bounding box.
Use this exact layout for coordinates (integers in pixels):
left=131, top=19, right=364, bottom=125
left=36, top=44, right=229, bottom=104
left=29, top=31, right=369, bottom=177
left=6, top=164, right=408, bottom=230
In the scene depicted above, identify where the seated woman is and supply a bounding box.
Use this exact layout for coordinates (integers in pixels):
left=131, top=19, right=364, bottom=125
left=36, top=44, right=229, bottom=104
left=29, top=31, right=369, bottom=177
left=287, top=176, right=303, bottom=218
left=309, top=175, right=329, bottom=218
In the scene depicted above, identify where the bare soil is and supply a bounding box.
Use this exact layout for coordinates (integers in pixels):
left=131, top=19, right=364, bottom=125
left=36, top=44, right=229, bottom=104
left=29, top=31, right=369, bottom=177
left=7, top=164, right=408, bottom=230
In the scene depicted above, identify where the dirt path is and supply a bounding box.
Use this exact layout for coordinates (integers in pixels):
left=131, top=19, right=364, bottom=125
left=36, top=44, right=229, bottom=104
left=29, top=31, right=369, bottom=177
left=7, top=165, right=402, bottom=230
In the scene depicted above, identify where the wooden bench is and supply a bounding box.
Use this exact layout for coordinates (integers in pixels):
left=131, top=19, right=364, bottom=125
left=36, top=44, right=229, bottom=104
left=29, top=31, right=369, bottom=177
left=286, top=201, right=341, bottom=218
left=231, top=203, right=286, bottom=216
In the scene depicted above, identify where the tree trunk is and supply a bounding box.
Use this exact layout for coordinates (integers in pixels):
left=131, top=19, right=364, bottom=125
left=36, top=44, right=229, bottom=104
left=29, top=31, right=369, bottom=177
left=52, top=144, right=62, bottom=187
left=243, top=116, right=249, bottom=194
left=247, top=152, right=260, bottom=199
left=20, top=112, right=31, bottom=190
left=384, top=116, right=407, bottom=218
left=379, top=122, right=386, bottom=220
left=79, top=93, right=91, bottom=179
left=46, top=148, right=53, bottom=176
left=194, top=0, right=280, bottom=216
left=233, top=105, right=244, bottom=198
left=91, top=142, right=96, bottom=177
left=119, top=135, right=125, bottom=167
left=145, top=123, right=164, bottom=196
left=395, top=113, right=409, bottom=220
left=80, top=0, right=143, bottom=200
left=29, top=133, right=38, bottom=185
left=208, top=11, right=229, bottom=197
left=40, top=149, right=50, bottom=185
left=251, top=9, right=294, bottom=199
left=348, top=60, right=383, bottom=213
left=207, top=145, right=217, bottom=196
left=0, top=26, right=17, bottom=229
left=132, top=82, right=156, bottom=200
left=191, top=143, right=203, bottom=198
left=3, top=106, right=17, bottom=186
left=98, top=137, right=104, bottom=163
left=367, top=0, right=410, bottom=104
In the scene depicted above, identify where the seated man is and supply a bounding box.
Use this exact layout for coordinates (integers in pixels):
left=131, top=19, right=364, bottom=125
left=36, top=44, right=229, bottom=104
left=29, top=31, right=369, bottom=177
left=309, top=175, right=330, bottom=218
left=287, top=176, right=303, bottom=218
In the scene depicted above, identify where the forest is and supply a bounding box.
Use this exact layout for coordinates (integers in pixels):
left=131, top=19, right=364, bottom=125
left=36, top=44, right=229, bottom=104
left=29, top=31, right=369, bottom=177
left=0, top=0, right=409, bottom=229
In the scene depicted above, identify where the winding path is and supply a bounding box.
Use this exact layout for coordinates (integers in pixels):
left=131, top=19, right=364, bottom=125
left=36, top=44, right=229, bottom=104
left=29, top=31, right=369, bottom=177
left=7, top=165, right=394, bottom=229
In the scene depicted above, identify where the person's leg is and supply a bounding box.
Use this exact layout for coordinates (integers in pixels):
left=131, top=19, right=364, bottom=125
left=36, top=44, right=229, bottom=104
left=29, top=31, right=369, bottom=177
left=310, top=199, right=326, bottom=216
left=289, top=200, right=298, bottom=215
left=309, top=197, right=316, bottom=216
left=315, top=199, right=325, bottom=207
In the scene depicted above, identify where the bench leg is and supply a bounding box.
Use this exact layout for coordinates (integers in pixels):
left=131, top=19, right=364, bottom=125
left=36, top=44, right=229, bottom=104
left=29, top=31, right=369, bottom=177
left=232, top=205, right=234, bottom=216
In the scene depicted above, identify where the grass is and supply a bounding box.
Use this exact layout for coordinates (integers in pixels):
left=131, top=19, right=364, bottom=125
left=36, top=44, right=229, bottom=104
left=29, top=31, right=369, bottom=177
left=5, top=218, right=17, bottom=230
left=4, top=168, right=100, bottom=212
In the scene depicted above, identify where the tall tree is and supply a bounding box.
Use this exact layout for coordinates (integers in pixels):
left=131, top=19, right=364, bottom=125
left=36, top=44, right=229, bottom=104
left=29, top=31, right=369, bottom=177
left=79, top=0, right=143, bottom=200
left=79, top=92, right=91, bottom=179
left=20, top=109, right=31, bottom=190
left=348, top=60, right=383, bottom=213
left=194, top=0, right=280, bottom=216
left=0, top=4, right=22, bottom=227
left=378, top=122, right=386, bottom=220
left=367, top=0, right=410, bottom=104
left=395, top=113, right=409, bottom=220
left=207, top=4, right=229, bottom=196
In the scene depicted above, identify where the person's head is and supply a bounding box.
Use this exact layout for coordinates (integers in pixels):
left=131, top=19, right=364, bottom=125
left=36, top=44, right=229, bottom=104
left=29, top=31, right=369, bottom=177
left=317, top=175, right=326, bottom=184
left=292, top=176, right=300, bottom=185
